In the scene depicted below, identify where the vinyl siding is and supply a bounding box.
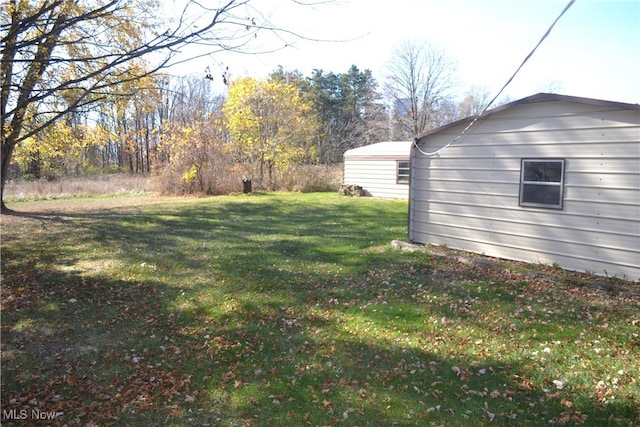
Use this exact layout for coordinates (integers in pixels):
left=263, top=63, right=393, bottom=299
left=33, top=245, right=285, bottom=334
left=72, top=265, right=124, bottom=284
left=409, top=98, right=640, bottom=280
left=344, top=160, right=409, bottom=199
left=343, top=141, right=412, bottom=199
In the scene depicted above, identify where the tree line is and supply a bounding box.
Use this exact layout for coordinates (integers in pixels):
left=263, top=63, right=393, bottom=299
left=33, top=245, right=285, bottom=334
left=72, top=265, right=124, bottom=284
left=1, top=1, right=493, bottom=209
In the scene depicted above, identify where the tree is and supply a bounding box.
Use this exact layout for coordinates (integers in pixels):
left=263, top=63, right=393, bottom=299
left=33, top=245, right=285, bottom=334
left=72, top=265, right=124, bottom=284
left=97, top=70, right=162, bottom=173
left=222, top=76, right=317, bottom=190
left=384, top=39, right=457, bottom=139
left=11, top=119, right=77, bottom=178
left=155, top=75, right=231, bottom=195
left=305, top=66, right=387, bottom=164
left=0, top=0, right=308, bottom=212
left=458, top=85, right=492, bottom=118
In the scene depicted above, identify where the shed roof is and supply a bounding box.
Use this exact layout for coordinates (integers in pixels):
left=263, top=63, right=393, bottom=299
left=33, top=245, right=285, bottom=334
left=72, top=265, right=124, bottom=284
left=415, top=93, right=640, bottom=140
left=344, top=141, right=412, bottom=160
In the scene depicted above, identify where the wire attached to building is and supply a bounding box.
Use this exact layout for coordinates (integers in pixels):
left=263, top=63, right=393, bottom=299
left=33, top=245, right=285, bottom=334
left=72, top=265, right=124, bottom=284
left=413, top=0, right=576, bottom=157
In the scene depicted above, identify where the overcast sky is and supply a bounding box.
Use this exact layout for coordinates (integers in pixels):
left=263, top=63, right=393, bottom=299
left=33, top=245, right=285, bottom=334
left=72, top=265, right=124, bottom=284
left=164, top=0, right=640, bottom=105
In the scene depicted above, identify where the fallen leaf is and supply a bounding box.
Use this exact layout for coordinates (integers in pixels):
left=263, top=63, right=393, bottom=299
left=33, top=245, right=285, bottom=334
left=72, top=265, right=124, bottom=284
left=553, top=380, right=566, bottom=390
left=483, top=401, right=495, bottom=421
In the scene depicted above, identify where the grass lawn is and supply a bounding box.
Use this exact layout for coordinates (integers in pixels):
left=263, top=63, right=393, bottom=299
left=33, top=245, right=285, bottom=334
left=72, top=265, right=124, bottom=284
left=1, top=192, right=638, bottom=426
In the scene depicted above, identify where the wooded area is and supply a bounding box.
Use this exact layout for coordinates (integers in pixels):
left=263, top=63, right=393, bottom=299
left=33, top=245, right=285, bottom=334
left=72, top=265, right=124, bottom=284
left=1, top=0, right=491, bottom=208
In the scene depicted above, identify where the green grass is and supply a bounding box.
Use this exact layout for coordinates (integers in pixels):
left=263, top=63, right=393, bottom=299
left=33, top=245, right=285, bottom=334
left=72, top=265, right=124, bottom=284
left=1, top=192, right=638, bottom=426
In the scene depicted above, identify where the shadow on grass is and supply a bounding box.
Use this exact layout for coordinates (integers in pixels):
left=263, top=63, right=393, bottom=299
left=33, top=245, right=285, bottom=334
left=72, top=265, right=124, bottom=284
left=1, top=194, right=638, bottom=425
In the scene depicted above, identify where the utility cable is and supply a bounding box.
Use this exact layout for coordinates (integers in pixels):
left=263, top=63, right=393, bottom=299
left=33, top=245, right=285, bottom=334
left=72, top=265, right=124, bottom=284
left=413, top=0, right=576, bottom=157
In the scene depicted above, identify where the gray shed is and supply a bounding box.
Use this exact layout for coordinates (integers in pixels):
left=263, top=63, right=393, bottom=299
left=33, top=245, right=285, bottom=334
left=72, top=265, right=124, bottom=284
left=343, top=141, right=412, bottom=199
left=409, top=93, right=640, bottom=280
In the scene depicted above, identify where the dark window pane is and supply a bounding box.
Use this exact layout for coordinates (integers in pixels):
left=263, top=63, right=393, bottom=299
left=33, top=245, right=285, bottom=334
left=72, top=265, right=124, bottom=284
left=523, top=161, right=563, bottom=182
left=521, top=184, right=561, bottom=205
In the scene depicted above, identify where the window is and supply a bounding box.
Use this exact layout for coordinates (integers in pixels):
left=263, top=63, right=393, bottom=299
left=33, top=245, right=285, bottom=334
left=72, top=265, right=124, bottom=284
left=519, top=159, right=565, bottom=209
left=397, top=161, right=410, bottom=184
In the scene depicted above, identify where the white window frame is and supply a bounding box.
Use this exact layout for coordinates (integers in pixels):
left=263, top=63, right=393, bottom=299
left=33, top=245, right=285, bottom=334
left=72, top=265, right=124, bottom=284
left=397, top=161, right=410, bottom=184
left=519, top=159, right=565, bottom=209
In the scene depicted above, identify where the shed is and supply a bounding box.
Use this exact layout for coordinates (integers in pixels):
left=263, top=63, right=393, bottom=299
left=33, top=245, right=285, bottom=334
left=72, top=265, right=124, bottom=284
left=409, top=93, right=640, bottom=280
left=343, top=141, right=412, bottom=199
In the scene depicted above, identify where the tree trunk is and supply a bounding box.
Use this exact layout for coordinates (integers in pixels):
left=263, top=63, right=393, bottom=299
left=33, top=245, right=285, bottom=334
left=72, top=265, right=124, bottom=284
left=1, top=9, right=67, bottom=213
left=1, top=141, right=16, bottom=213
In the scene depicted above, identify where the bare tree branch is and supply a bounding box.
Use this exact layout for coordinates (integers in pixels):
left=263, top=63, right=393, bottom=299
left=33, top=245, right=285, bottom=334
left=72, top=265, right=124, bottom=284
left=0, top=0, right=324, bottom=211
left=384, top=39, right=457, bottom=139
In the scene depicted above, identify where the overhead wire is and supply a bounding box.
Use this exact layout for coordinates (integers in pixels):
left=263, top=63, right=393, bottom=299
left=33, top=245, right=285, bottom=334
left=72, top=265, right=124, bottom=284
left=413, top=0, right=576, bottom=157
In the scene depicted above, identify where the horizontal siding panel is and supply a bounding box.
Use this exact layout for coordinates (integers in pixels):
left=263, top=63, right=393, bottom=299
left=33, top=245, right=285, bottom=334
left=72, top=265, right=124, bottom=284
left=463, top=114, right=639, bottom=134
left=410, top=226, right=639, bottom=280
left=567, top=158, right=640, bottom=172
left=411, top=222, right=639, bottom=267
left=429, top=159, right=638, bottom=175
left=416, top=141, right=638, bottom=159
left=412, top=178, right=639, bottom=216
left=486, top=101, right=635, bottom=118
left=563, top=199, right=639, bottom=221
left=426, top=158, right=514, bottom=170
left=345, top=162, right=395, bottom=181
left=412, top=179, right=640, bottom=197
left=420, top=126, right=639, bottom=145
left=344, top=159, right=408, bottom=199
left=413, top=159, right=640, bottom=175
left=565, top=186, right=639, bottom=204
left=416, top=162, right=640, bottom=179
left=427, top=170, right=519, bottom=183
left=413, top=169, right=640, bottom=189
left=568, top=170, right=640, bottom=183
left=411, top=187, right=516, bottom=203
left=472, top=101, right=638, bottom=121
left=411, top=220, right=639, bottom=269
left=412, top=199, right=640, bottom=232
left=422, top=211, right=638, bottom=250
left=419, top=179, right=519, bottom=194
left=345, top=160, right=401, bottom=168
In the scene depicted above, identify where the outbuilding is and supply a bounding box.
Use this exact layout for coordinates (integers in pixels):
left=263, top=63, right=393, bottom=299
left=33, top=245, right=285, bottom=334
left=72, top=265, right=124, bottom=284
left=343, top=141, right=412, bottom=199
left=409, top=93, right=640, bottom=280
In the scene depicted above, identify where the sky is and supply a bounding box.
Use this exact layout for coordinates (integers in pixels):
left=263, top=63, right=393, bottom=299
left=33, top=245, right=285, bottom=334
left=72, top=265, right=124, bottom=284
left=163, top=0, right=640, bottom=105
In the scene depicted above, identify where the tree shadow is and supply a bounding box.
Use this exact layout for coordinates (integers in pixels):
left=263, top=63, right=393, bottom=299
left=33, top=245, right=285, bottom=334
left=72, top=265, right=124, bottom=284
left=1, top=195, right=638, bottom=425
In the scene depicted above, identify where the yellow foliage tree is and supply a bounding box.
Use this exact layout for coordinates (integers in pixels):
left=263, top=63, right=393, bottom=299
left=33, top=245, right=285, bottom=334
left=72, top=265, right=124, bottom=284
left=2, top=0, right=286, bottom=210
left=12, top=118, right=115, bottom=178
left=222, top=76, right=318, bottom=190
left=13, top=120, right=76, bottom=178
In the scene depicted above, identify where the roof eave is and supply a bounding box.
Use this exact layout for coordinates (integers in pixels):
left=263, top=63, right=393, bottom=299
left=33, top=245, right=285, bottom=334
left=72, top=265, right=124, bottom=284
left=415, top=92, right=640, bottom=140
